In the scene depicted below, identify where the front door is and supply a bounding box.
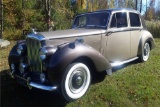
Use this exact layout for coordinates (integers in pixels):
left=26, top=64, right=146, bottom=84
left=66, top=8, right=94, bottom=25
left=106, top=12, right=130, bottom=62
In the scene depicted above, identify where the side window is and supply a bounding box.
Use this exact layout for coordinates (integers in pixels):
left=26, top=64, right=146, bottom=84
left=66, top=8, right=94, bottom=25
left=79, top=16, right=87, bottom=26
left=110, top=12, right=128, bottom=28
left=129, top=13, right=141, bottom=27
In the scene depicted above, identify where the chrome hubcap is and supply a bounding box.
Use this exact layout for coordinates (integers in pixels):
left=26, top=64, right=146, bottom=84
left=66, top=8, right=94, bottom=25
left=69, top=68, right=87, bottom=94
left=143, top=43, right=150, bottom=61
left=75, top=76, right=83, bottom=86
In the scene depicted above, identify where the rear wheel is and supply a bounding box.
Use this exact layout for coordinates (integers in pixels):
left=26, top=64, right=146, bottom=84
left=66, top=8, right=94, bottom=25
left=139, top=42, right=150, bottom=62
left=61, top=63, right=91, bottom=101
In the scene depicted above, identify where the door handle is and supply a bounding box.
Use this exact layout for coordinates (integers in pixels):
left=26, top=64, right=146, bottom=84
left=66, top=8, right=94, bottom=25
left=106, top=31, right=114, bottom=36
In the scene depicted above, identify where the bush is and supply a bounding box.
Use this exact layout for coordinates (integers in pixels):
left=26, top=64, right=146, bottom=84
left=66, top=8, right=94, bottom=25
left=145, top=21, right=160, bottom=38
left=2, top=28, right=25, bottom=40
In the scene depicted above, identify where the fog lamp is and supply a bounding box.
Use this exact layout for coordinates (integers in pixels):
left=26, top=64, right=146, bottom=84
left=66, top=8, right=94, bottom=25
left=19, top=63, right=27, bottom=74
left=40, top=73, right=46, bottom=83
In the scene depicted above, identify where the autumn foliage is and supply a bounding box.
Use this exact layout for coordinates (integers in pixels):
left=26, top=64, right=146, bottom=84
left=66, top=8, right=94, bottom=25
left=2, top=0, right=160, bottom=40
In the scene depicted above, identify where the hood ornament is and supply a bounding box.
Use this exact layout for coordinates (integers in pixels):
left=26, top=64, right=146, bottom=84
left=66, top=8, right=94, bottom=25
left=31, top=28, right=37, bottom=34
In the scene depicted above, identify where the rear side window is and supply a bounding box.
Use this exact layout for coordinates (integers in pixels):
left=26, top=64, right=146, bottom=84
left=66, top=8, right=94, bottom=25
left=129, top=13, right=141, bottom=27
left=110, top=12, right=128, bottom=28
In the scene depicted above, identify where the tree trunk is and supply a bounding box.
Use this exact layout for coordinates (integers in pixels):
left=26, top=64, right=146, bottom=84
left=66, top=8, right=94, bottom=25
left=135, top=0, right=137, bottom=10
left=140, top=0, right=142, bottom=13
left=0, top=0, right=3, bottom=38
left=146, top=0, right=147, bottom=19
left=45, top=0, right=51, bottom=31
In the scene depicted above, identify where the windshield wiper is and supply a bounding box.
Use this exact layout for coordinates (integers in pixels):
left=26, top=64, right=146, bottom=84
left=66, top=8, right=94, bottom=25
left=86, top=25, right=102, bottom=28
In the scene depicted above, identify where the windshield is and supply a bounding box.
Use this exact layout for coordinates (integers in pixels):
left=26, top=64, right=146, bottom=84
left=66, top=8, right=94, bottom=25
left=72, top=12, right=110, bottom=29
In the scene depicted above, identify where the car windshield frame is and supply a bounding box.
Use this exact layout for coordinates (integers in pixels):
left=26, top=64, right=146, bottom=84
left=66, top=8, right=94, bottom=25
left=72, top=11, right=110, bottom=29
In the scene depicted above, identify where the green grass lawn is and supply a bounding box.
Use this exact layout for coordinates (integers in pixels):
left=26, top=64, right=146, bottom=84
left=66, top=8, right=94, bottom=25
left=1, top=39, right=160, bottom=107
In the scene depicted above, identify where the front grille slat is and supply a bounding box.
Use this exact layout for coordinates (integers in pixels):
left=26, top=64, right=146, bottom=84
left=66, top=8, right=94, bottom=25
left=26, top=38, right=42, bottom=72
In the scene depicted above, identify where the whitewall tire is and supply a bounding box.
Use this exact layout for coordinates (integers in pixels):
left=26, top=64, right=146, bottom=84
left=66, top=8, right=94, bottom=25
left=61, top=63, right=91, bottom=101
left=140, top=42, right=150, bottom=62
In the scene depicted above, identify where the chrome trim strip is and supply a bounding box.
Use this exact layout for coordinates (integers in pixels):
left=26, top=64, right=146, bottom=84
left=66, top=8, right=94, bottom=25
left=48, top=32, right=101, bottom=40
left=111, top=57, right=138, bottom=67
left=29, top=82, right=57, bottom=91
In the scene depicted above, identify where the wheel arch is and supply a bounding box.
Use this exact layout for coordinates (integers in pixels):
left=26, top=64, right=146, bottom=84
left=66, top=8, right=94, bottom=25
left=71, top=56, right=97, bottom=79
left=137, top=30, right=155, bottom=56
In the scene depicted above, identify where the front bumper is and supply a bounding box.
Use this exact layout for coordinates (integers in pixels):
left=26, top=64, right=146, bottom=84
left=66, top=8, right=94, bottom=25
left=29, top=82, right=57, bottom=91
left=9, top=72, right=57, bottom=91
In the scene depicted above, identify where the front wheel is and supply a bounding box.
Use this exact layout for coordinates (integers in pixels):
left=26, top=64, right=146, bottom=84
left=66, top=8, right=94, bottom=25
left=139, top=42, right=150, bottom=62
left=61, top=63, right=91, bottom=101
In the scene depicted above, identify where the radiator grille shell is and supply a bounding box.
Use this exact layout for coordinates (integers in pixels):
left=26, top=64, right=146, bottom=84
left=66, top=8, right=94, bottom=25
left=26, top=37, right=42, bottom=72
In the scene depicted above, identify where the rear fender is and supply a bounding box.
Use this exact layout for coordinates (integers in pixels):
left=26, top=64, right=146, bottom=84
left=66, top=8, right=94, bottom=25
left=137, top=30, right=155, bottom=55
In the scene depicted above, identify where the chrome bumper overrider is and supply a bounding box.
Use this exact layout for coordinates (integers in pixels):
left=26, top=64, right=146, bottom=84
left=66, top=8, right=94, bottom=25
left=29, top=82, right=57, bottom=91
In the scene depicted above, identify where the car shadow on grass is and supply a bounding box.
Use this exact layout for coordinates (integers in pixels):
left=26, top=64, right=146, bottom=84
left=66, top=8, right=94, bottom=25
left=91, top=59, right=141, bottom=84
left=1, top=70, right=67, bottom=107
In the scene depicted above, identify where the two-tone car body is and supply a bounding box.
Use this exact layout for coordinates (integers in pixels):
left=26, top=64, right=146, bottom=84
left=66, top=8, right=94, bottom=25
left=8, top=8, right=154, bottom=101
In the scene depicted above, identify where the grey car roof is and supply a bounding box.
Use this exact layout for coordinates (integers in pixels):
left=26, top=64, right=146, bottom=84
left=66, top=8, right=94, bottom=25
left=79, top=8, right=139, bottom=14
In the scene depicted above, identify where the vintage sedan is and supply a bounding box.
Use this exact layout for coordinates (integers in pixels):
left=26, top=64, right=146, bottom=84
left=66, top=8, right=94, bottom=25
left=8, top=8, right=154, bottom=101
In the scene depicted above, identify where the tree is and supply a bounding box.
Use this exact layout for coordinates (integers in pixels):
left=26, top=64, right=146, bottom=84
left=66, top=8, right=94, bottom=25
left=145, top=0, right=155, bottom=20
left=125, top=0, right=135, bottom=9
left=2, top=0, right=46, bottom=40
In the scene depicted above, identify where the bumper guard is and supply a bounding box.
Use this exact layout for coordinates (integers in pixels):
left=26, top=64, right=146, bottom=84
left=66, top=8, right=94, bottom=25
left=10, top=72, right=57, bottom=91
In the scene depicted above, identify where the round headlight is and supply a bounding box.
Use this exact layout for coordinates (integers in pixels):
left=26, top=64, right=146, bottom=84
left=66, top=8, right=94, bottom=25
left=40, top=73, right=46, bottom=83
left=17, top=45, right=23, bottom=55
left=39, top=48, right=47, bottom=60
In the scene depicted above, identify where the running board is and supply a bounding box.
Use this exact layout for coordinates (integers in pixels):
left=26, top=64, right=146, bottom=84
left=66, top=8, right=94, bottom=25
left=111, top=57, right=139, bottom=67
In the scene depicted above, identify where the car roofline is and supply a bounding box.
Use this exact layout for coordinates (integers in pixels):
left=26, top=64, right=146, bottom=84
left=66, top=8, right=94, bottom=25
left=77, top=8, right=140, bottom=16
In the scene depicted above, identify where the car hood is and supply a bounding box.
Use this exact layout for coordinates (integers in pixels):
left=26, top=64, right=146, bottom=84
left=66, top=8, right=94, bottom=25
left=39, top=29, right=103, bottom=40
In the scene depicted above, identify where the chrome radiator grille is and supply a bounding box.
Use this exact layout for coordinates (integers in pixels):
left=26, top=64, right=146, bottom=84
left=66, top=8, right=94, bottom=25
left=26, top=37, right=42, bottom=72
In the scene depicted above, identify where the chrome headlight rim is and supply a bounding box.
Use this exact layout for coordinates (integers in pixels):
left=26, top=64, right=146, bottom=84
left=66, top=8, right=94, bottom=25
left=39, top=48, right=47, bottom=60
left=17, top=45, right=23, bottom=55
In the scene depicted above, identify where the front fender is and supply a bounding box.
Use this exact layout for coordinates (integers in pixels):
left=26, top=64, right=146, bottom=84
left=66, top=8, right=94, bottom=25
left=47, top=42, right=111, bottom=85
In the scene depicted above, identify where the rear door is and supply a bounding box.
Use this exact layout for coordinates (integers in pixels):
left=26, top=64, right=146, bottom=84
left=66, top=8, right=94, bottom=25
left=129, top=12, right=143, bottom=58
